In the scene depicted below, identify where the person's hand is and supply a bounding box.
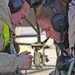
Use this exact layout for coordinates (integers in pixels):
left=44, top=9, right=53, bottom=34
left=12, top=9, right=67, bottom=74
left=17, top=51, right=33, bottom=70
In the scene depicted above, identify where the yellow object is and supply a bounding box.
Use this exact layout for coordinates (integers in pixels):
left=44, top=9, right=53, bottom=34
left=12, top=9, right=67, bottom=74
left=19, top=45, right=29, bottom=53
left=3, top=21, right=10, bottom=47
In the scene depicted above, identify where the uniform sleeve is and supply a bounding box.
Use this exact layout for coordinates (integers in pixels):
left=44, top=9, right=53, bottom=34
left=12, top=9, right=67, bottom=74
left=68, top=0, right=75, bottom=53
left=0, top=19, right=5, bottom=51
left=0, top=18, right=3, bottom=34
left=0, top=53, right=18, bottom=73
left=0, top=19, right=19, bottom=73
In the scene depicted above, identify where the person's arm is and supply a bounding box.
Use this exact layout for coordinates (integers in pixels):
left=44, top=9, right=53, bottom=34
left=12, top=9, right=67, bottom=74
left=68, top=0, right=75, bottom=53
left=0, top=19, right=18, bottom=73
left=0, top=53, right=18, bottom=73
left=0, top=51, right=33, bottom=73
left=0, top=18, right=33, bottom=73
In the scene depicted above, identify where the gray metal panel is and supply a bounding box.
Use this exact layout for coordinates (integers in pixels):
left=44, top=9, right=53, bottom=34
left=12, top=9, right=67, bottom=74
left=23, top=8, right=37, bottom=27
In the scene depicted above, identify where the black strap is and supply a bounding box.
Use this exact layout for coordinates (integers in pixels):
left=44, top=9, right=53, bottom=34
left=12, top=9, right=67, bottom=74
left=60, top=26, right=64, bottom=55
left=60, top=25, right=68, bottom=56
left=42, top=0, right=52, bottom=6
left=42, top=0, right=58, bottom=14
